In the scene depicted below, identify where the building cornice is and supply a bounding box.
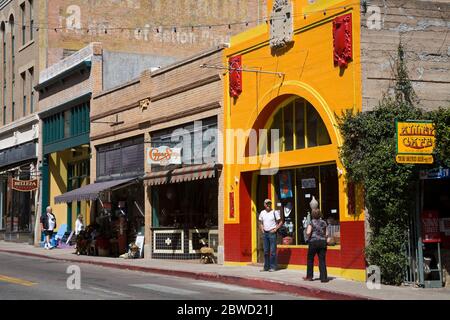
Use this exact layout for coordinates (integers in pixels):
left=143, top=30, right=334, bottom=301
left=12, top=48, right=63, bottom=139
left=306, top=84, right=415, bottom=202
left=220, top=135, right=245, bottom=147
left=90, top=100, right=141, bottom=122
left=38, top=43, right=99, bottom=86
left=38, top=92, right=92, bottom=118
left=151, top=74, right=221, bottom=102
left=93, top=79, right=141, bottom=100
left=0, top=114, right=39, bottom=136
left=36, top=60, right=91, bottom=91
left=90, top=101, right=221, bottom=142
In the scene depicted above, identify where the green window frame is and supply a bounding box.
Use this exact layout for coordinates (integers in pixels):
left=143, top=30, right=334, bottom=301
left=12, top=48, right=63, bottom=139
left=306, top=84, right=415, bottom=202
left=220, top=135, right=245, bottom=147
left=43, top=102, right=90, bottom=145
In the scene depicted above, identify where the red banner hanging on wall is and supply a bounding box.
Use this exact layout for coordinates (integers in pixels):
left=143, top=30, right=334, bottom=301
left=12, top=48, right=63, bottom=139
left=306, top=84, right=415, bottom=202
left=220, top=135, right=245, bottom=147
left=333, top=13, right=353, bottom=68
left=229, top=192, right=235, bottom=219
left=421, top=210, right=441, bottom=243
left=229, top=55, right=243, bottom=98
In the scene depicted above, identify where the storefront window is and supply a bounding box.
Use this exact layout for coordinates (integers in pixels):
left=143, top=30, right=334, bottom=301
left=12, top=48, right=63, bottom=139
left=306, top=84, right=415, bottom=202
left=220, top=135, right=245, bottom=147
left=153, top=179, right=218, bottom=229
left=257, top=163, right=339, bottom=246
left=10, top=171, right=33, bottom=232
left=96, top=136, right=144, bottom=181
left=306, top=104, right=318, bottom=147
left=0, top=180, right=5, bottom=229
left=422, top=179, right=450, bottom=250
left=268, top=109, right=282, bottom=154
left=284, top=102, right=294, bottom=151
left=262, top=97, right=331, bottom=154
left=92, top=182, right=145, bottom=254
left=151, top=116, right=217, bottom=170
left=68, top=160, right=90, bottom=191
left=295, top=100, right=305, bottom=149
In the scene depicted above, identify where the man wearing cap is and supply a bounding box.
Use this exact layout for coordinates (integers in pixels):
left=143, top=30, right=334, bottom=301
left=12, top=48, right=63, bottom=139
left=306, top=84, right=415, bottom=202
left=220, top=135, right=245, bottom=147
left=259, top=199, right=283, bottom=272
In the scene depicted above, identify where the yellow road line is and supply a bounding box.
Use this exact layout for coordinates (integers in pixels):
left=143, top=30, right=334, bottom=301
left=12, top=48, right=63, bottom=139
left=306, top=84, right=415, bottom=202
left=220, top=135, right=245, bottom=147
left=0, top=274, right=37, bottom=287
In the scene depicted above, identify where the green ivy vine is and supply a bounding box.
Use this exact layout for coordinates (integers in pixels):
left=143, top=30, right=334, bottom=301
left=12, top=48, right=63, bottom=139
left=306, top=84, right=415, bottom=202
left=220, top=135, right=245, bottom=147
left=337, top=43, right=450, bottom=285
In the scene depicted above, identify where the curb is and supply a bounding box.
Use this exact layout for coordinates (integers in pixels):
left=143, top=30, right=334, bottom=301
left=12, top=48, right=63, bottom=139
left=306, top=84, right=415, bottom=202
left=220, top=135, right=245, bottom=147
left=0, top=248, right=374, bottom=300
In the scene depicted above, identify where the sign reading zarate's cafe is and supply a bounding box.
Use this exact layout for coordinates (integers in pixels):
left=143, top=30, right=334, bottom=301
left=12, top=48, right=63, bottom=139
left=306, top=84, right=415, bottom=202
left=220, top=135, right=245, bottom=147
left=396, top=121, right=436, bottom=164
left=11, top=179, right=38, bottom=192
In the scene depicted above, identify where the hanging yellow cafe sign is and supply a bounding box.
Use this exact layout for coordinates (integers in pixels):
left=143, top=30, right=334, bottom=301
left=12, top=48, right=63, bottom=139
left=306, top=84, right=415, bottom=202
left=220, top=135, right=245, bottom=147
left=396, top=121, right=435, bottom=164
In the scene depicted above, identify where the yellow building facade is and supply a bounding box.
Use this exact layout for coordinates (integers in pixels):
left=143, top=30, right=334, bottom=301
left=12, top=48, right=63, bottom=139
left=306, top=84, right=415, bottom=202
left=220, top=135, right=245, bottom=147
left=48, top=149, right=90, bottom=230
left=223, top=0, right=366, bottom=281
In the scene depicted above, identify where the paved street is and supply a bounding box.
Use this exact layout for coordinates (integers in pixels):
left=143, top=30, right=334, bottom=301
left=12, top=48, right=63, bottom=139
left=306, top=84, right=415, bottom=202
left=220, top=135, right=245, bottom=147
left=0, top=252, right=308, bottom=300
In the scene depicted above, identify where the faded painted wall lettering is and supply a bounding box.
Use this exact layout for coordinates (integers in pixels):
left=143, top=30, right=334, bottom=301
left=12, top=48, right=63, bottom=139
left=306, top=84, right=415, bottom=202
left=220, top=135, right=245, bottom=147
left=66, top=5, right=81, bottom=30
left=48, top=0, right=262, bottom=63
left=55, top=1, right=252, bottom=42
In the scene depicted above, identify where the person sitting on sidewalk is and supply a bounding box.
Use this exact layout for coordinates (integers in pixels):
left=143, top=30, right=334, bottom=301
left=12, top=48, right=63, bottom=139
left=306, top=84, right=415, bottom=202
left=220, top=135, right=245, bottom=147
left=75, top=215, right=84, bottom=236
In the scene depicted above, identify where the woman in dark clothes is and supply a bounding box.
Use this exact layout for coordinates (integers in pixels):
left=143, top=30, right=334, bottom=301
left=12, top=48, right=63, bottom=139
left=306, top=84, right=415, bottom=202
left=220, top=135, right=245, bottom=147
left=303, top=208, right=329, bottom=282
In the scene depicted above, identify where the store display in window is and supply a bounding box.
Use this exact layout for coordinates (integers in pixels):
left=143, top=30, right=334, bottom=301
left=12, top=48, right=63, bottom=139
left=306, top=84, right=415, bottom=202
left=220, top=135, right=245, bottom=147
left=279, top=171, right=293, bottom=199
left=282, top=201, right=294, bottom=245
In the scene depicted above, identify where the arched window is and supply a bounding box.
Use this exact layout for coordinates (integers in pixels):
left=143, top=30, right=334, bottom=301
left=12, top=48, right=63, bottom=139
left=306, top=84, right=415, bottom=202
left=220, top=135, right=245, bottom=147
left=9, top=15, right=14, bottom=122
left=262, top=97, right=331, bottom=154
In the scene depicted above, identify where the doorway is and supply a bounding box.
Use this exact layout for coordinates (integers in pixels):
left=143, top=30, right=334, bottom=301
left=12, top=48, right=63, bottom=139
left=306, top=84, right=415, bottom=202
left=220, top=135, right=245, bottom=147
left=255, top=174, right=270, bottom=263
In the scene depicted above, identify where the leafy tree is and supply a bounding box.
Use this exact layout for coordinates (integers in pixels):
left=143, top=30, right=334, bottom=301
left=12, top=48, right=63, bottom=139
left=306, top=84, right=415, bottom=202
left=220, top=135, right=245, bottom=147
left=338, top=43, right=449, bottom=285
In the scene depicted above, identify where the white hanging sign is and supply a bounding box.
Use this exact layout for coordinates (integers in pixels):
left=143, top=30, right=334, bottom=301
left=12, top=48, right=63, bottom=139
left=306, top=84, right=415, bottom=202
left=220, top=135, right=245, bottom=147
left=146, top=146, right=182, bottom=165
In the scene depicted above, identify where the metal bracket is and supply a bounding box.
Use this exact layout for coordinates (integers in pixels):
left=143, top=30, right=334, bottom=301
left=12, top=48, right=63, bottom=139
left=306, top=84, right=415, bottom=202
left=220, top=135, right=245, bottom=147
left=200, top=64, right=285, bottom=78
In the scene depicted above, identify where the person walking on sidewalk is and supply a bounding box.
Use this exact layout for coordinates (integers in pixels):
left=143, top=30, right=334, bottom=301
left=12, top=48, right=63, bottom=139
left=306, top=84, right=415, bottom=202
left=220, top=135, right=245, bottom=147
left=41, top=206, right=57, bottom=250
left=259, top=199, right=283, bottom=272
left=303, top=208, right=329, bottom=282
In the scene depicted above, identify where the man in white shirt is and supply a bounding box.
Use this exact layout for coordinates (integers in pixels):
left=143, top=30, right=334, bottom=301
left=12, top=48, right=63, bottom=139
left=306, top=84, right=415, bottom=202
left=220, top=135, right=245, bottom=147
left=259, top=199, right=283, bottom=272
left=40, top=206, right=57, bottom=250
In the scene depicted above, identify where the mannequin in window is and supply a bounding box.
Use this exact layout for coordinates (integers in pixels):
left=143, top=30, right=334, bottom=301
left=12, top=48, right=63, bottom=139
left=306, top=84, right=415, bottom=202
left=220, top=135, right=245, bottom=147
left=283, top=201, right=294, bottom=235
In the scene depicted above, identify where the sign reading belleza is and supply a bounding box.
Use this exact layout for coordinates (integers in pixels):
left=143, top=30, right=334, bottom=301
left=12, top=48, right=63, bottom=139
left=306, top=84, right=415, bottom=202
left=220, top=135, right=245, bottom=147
left=396, top=121, right=435, bottom=164
left=12, top=179, right=38, bottom=192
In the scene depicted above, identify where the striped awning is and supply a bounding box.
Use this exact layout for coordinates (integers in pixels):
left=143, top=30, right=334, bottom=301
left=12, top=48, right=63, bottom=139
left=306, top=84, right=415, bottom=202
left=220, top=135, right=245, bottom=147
left=144, top=163, right=222, bottom=186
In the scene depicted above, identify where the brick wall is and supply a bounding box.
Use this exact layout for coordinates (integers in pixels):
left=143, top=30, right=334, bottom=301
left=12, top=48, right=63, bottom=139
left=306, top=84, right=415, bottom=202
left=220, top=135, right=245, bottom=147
left=91, top=47, right=224, bottom=144
left=361, top=0, right=450, bottom=112
left=45, top=0, right=267, bottom=66
left=91, top=46, right=225, bottom=259
left=0, top=0, right=40, bottom=127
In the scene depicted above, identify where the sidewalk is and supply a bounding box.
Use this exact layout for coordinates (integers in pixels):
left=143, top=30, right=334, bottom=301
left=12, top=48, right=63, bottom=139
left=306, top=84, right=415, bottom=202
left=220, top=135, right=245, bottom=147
left=1, top=241, right=449, bottom=300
